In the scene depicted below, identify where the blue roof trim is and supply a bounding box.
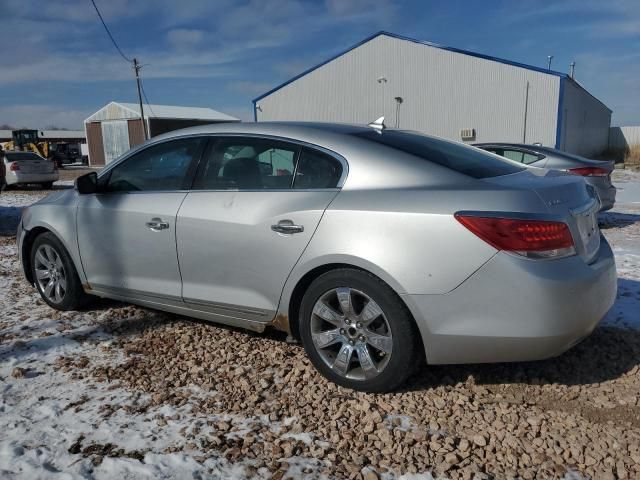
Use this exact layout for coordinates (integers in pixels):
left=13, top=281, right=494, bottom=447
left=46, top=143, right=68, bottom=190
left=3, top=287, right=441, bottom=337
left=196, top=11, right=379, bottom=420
left=253, top=31, right=568, bottom=103
left=555, top=77, right=565, bottom=149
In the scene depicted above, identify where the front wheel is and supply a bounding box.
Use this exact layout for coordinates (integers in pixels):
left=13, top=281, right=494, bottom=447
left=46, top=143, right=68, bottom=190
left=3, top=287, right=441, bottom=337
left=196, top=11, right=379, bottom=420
left=299, top=268, right=421, bottom=392
left=31, top=232, right=90, bottom=310
left=42, top=182, right=54, bottom=189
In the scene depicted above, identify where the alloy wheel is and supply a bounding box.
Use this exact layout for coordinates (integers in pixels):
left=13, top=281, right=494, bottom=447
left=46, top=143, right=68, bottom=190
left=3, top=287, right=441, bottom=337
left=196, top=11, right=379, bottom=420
left=310, top=287, right=393, bottom=380
left=34, top=244, right=67, bottom=304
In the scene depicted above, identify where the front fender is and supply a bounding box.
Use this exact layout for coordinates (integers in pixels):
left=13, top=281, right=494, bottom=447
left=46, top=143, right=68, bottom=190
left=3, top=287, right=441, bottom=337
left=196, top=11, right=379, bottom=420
left=20, top=196, right=84, bottom=285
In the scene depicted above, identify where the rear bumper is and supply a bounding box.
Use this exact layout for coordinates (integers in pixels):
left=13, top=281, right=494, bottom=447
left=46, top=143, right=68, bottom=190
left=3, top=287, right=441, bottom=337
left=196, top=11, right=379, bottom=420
left=585, top=178, right=616, bottom=211
left=403, top=237, right=617, bottom=364
left=7, top=171, right=59, bottom=185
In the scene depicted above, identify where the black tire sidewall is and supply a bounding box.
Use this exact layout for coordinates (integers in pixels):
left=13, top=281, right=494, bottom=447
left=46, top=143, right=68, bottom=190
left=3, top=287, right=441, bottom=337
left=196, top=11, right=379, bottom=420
left=31, top=232, right=86, bottom=311
left=299, top=268, right=420, bottom=393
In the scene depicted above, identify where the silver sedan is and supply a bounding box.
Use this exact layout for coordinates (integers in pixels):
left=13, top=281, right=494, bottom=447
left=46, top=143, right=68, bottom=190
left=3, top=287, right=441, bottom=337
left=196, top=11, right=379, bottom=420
left=474, top=143, right=616, bottom=211
left=17, top=122, right=617, bottom=392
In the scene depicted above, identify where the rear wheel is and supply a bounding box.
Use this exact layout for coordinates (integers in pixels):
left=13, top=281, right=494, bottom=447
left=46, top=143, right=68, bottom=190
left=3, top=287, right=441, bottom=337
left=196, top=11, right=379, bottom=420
left=299, top=268, right=421, bottom=392
left=31, top=232, right=90, bottom=310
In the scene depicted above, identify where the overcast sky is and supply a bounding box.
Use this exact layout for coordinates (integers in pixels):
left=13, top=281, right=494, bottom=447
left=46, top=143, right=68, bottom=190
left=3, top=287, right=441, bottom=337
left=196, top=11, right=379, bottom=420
left=0, top=0, right=638, bottom=129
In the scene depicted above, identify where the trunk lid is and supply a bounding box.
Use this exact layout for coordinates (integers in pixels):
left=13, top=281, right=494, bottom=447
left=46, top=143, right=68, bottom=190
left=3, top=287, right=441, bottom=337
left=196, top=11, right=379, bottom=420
left=484, top=168, right=601, bottom=262
left=6, top=152, right=55, bottom=174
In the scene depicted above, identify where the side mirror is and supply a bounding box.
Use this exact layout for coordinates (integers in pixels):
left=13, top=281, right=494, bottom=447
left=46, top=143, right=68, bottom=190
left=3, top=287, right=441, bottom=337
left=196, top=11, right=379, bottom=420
left=75, top=171, right=98, bottom=194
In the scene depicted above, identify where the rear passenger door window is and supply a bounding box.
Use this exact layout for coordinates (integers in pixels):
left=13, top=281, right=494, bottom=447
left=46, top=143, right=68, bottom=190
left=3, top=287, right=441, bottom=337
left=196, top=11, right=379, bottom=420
left=193, top=138, right=344, bottom=190
left=193, top=138, right=299, bottom=190
left=293, top=147, right=343, bottom=189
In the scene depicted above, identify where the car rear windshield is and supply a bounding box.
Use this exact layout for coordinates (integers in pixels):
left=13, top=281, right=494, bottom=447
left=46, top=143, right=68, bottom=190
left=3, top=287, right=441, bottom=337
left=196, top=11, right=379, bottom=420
left=352, top=130, right=524, bottom=179
left=5, top=152, right=44, bottom=161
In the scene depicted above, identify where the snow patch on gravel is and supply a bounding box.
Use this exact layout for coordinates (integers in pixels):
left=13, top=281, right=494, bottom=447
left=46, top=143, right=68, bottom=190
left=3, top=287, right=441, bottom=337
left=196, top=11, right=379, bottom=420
left=601, top=169, right=640, bottom=330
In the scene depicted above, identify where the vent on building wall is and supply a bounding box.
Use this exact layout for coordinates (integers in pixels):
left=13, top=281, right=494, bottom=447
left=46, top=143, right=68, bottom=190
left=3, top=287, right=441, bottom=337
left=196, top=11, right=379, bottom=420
left=460, top=128, right=476, bottom=141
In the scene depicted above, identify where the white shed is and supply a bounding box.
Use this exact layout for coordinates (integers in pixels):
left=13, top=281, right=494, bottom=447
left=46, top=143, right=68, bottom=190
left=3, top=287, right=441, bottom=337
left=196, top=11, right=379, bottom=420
left=84, top=102, right=239, bottom=166
left=253, top=32, right=611, bottom=156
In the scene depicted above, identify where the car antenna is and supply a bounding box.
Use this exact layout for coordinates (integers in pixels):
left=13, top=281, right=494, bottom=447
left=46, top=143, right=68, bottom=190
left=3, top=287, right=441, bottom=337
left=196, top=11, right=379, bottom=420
left=367, top=116, right=386, bottom=133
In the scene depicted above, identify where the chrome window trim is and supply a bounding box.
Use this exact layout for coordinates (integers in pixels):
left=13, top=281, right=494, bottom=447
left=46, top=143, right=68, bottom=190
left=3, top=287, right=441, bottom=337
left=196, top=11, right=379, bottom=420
left=98, top=132, right=349, bottom=192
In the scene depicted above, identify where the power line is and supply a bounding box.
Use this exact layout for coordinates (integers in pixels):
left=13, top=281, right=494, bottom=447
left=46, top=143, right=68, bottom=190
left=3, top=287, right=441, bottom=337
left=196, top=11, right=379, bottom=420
left=89, top=0, right=132, bottom=63
left=140, top=78, right=157, bottom=119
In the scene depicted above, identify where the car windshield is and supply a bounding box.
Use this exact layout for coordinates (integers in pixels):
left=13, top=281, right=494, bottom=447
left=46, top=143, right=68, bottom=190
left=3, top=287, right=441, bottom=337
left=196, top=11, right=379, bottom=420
left=353, top=130, right=524, bottom=178
left=6, top=152, right=44, bottom=161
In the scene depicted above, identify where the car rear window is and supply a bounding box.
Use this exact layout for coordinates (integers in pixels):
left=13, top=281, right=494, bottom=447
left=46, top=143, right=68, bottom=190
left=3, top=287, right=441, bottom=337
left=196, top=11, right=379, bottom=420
left=352, top=130, right=524, bottom=178
left=6, top=152, right=44, bottom=161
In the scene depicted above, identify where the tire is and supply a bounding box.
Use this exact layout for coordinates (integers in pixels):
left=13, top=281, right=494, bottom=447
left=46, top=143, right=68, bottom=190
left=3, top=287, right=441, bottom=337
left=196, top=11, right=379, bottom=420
left=30, top=232, right=90, bottom=311
left=42, top=182, right=54, bottom=189
left=299, top=268, right=422, bottom=393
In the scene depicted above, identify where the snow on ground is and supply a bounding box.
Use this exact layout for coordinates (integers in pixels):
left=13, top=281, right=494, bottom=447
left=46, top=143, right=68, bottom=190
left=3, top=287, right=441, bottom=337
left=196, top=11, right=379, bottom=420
left=0, top=187, right=327, bottom=479
left=1, top=170, right=640, bottom=479
left=0, top=241, right=281, bottom=479
left=601, top=169, right=640, bottom=329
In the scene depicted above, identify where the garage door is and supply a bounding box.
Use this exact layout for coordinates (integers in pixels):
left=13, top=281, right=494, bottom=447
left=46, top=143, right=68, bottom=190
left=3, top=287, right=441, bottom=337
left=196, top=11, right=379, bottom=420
left=101, top=120, right=130, bottom=164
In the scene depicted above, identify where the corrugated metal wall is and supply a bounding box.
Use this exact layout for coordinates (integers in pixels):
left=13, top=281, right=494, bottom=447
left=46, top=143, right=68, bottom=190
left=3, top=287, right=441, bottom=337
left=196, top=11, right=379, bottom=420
left=559, top=80, right=611, bottom=156
left=609, top=126, right=640, bottom=149
left=128, top=119, right=146, bottom=148
left=256, top=34, right=560, bottom=147
left=86, top=122, right=105, bottom=166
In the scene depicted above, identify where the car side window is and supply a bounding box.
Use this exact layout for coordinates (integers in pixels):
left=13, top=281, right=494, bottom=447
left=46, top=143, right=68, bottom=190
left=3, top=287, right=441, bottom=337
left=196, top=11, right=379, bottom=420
left=105, top=137, right=204, bottom=192
left=193, top=138, right=300, bottom=190
left=293, top=147, right=343, bottom=189
left=502, top=149, right=540, bottom=165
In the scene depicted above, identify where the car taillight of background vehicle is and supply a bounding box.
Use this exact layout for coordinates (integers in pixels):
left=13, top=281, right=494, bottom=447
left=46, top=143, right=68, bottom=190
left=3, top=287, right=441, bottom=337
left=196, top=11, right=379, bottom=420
left=9, top=163, right=20, bottom=171
left=568, top=167, right=609, bottom=177
left=455, top=214, right=575, bottom=259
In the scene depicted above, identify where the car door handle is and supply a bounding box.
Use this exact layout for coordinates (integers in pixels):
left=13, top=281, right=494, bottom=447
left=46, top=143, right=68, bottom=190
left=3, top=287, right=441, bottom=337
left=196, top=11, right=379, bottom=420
left=146, top=218, right=170, bottom=231
left=271, top=220, right=304, bottom=234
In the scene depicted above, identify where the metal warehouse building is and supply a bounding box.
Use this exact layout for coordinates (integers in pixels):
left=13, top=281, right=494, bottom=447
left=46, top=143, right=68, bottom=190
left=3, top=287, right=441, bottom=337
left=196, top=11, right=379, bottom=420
left=84, top=102, right=239, bottom=166
left=254, top=32, right=611, bottom=156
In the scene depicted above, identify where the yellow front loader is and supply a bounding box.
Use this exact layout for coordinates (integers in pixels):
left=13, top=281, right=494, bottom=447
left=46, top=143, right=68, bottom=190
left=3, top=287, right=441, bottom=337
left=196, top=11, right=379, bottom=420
left=1, top=129, right=50, bottom=158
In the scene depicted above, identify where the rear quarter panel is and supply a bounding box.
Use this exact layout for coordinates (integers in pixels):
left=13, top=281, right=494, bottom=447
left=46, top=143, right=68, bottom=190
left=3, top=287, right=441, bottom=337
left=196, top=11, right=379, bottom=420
left=281, top=183, right=549, bottom=305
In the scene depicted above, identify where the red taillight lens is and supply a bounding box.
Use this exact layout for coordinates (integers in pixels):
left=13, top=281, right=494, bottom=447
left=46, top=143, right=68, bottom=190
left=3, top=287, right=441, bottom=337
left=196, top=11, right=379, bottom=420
left=9, top=162, right=20, bottom=171
left=455, top=214, right=575, bottom=257
left=568, top=167, right=609, bottom=177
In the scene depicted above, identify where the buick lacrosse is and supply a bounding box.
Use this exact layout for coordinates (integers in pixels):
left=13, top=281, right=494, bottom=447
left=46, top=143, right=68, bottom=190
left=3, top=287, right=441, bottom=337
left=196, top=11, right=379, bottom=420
left=18, top=122, right=617, bottom=392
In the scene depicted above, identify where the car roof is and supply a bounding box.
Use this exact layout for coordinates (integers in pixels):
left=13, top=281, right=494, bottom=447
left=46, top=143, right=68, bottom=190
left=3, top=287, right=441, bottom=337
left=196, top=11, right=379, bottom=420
left=107, top=121, right=498, bottom=190
left=153, top=121, right=372, bottom=141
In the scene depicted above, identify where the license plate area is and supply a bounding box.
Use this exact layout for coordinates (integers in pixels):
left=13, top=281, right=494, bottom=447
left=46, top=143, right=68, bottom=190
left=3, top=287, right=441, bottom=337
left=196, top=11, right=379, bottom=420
left=572, top=199, right=600, bottom=261
left=17, top=160, right=52, bottom=174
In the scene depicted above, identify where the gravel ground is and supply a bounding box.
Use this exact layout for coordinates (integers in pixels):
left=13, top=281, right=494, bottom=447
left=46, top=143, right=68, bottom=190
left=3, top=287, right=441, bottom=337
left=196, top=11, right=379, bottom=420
left=1, top=171, right=639, bottom=479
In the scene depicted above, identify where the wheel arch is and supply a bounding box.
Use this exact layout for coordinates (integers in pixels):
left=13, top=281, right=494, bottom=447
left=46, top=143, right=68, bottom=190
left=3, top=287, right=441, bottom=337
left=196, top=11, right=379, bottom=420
left=21, top=224, right=84, bottom=287
left=281, top=260, right=425, bottom=359
left=21, top=226, right=52, bottom=285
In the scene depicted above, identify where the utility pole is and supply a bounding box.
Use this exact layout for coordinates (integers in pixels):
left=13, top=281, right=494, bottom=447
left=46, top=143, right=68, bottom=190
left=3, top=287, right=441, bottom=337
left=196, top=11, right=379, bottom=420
left=547, top=55, right=553, bottom=70
left=133, top=58, right=148, bottom=140
left=569, top=62, right=576, bottom=79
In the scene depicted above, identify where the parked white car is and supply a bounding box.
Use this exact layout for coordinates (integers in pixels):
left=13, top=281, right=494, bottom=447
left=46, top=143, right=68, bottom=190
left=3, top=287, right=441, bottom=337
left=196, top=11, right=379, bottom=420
left=3, top=151, right=58, bottom=189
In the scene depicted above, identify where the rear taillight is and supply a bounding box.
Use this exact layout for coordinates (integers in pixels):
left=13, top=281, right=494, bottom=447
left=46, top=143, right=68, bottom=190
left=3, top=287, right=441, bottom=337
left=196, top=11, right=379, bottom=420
left=455, top=214, right=575, bottom=259
left=568, top=167, right=609, bottom=177
left=9, top=162, right=20, bottom=171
